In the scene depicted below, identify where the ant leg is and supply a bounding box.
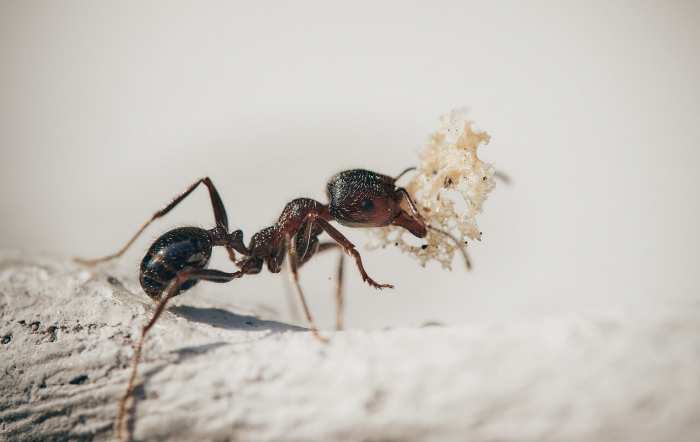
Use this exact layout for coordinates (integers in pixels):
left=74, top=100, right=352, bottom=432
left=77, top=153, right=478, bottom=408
left=116, top=267, right=243, bottom=441
left=287, top=241, right=345, bottom=329
left=284, top=234, right=328, bottom=343
left=280, top=232, right=320, bottom=324
left=312, top=217, right=393, bottom=290
left=334, top=250, right=345, bottom=330
left=314, top=243, right=345, bottom=330
left=76, top=177, right=228, bottom=266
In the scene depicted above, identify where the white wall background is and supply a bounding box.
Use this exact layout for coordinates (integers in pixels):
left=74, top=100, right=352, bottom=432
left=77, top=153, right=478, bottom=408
left=1, top=1, right=698, bottom=329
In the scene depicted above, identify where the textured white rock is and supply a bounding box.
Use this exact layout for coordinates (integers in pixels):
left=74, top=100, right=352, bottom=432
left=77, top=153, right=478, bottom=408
left=1, top=250, right=699, bottom=441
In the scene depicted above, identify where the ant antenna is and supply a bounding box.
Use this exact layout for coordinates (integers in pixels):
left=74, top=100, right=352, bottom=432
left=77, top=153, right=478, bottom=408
left=427, top=225, right=472, bottom=270
left=394, top=167, right=417, bottom=182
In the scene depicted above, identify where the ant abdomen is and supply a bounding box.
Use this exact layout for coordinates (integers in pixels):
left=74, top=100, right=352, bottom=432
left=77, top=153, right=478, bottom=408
left=139, top=227, right=213, bottom=299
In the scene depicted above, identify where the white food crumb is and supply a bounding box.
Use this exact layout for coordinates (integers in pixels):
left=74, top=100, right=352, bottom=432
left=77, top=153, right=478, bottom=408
left=368, top=108, right=496, bottom=269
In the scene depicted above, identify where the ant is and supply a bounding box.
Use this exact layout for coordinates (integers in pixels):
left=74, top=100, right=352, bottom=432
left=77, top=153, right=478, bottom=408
left=75, top=167, right=456, bottom=440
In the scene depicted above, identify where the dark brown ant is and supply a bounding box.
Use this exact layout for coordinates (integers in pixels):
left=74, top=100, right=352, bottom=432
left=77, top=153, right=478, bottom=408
left=75, top=167, right=435, bottom=440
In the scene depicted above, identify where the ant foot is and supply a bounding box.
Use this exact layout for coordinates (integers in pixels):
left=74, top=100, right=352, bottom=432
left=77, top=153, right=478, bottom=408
left=310, top=328, right=330, bottom=343
left=365, top=277, right=394, bottom=290
left=73, top=257, right=99, bottom=267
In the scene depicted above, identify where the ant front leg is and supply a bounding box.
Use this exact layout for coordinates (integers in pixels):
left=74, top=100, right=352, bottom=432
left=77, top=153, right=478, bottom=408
left=116, top=267, right=244, bottom=441
left=311, top=216, right=393, bottom=290
left=76, top=177, right=228, bottom=266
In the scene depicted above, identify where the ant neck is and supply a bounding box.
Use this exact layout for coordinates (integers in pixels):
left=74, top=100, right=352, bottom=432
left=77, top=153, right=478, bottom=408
left=208, top=227, right=250, bottom=256
left=227, top=229, right=250, bottom=255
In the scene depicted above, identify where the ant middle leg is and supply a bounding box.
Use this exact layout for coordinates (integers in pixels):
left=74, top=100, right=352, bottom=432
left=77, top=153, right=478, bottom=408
left=76, top=177, right=228, bottom=266
left=116, top=267, right=244, bottom=441
left=285, top=241, right=346, bottom=330
left=284, top=234, right=328, bottom=343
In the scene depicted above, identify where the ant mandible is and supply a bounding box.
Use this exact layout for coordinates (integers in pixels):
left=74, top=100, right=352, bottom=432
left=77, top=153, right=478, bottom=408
left=75, top=167, right=430, bottom=439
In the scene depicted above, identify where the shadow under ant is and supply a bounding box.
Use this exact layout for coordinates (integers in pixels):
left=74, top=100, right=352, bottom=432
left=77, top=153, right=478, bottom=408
left=169, top=304, right=307, bottom=333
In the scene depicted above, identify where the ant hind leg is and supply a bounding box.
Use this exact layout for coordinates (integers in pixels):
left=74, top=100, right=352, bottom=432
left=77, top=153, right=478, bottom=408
left=76, top=177, right=228, bottom=266
left=116, top=267, right=243, bottom=441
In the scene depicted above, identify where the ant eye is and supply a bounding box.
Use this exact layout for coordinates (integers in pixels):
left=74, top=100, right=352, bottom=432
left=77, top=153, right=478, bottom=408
left=361, top=199, right=374, bottom=212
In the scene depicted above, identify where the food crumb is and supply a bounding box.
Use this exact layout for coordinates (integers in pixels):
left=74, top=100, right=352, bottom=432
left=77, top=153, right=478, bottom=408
left=368, top=108, right=496, bottom=269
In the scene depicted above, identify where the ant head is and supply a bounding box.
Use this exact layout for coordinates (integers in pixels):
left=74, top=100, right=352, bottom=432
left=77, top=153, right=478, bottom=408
left=326, top=169, right=427, bottom=238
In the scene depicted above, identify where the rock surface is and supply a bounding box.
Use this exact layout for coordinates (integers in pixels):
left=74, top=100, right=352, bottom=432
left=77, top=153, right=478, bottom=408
left=1, top=251, right=699, bottom=441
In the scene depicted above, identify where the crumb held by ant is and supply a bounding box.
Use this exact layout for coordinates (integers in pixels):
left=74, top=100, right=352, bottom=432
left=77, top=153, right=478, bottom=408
left=368, top=108, right=496, bottom=269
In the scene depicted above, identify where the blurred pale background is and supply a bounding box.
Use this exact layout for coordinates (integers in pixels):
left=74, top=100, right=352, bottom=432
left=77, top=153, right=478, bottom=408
left=1, top=1, right=698, bottom=329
